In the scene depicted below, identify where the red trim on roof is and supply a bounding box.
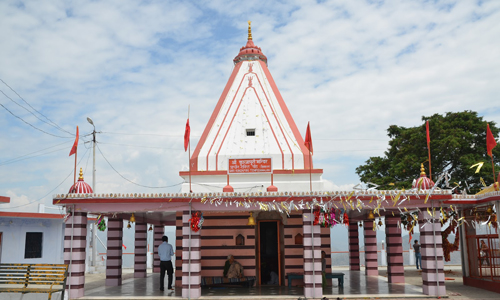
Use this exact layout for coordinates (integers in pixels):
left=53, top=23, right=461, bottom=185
left=179, top=169, right=323, bottom=176
left=0, top=196, right=10, bottom=203
left=258, top=60, right=312, bottom=168
left=190, top=62, right=243, bottom=172
left=0, top=212, right=64, bottom=219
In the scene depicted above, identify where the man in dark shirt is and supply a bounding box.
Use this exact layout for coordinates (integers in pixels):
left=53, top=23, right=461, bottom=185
left=414, top=240, right=421, bottom=269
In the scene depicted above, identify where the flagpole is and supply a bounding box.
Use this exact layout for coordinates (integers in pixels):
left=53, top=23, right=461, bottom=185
left=491, top=155, right=496, bottom=183
left=426, top=121, right=432, bottom=181
left=309, top=150, right=312, bottom=192
left=74, top=148, right=77, bottom=187
left=188, top=105, right=192, bottom=193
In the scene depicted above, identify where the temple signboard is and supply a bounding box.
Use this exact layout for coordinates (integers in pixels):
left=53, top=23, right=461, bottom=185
left=228, top=158, right=272, bottom=174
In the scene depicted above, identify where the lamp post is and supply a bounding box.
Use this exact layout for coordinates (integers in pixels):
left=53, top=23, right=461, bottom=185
left=87, top=117, right=97, bottom=267
left=87, top=117, right=96, bottom=192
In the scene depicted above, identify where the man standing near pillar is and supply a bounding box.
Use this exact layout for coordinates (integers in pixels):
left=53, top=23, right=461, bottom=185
left=158, top=236, right=174, bottom=291
left=414, top=240, right=421, bottom=269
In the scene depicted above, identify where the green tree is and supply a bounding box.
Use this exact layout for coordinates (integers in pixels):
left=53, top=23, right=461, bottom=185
left=356, top=111, right=500, bottom=193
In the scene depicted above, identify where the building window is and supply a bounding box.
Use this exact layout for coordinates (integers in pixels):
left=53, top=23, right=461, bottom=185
left=236, top=234, right=245, bottom=246
left=246, top=129, right=255, bottom=136
left=295, top=233, right=303, bottom=245
left=25, top=232, right=43, bottom=259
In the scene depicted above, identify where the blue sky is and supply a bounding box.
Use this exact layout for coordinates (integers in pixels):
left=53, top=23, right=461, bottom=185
left=1, top=0, right=500, bottom=212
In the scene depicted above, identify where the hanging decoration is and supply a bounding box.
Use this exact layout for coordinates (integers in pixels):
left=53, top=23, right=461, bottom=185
left=189, top=211, right=204, bottom=232
left=96, top=215, right=106, bottom=231
left=441, top=208, right=460, bottom=261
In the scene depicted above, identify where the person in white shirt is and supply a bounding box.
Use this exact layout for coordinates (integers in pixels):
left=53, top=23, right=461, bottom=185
left=158, top=236, right=174, bottom=291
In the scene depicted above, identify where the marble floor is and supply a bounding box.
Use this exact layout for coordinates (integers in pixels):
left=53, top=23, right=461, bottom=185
left=80, top=269, right=427, bottom=299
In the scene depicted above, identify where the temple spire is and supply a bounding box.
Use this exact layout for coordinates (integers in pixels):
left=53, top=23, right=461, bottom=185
left=248, top=20, right=252, bottom=40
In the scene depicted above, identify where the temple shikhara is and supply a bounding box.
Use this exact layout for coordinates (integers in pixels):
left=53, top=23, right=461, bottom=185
left=52, top=22, right=500, bottom=299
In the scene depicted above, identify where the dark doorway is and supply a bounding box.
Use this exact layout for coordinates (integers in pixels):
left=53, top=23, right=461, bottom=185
left=258, top=221, right=280, bottom=285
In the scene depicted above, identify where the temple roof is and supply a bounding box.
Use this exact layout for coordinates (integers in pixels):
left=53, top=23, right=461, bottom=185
left=189, top=22, right=313, bottom=173
left=69, top=168, right=93, bottom=194
left=412, top=164, right=435, bottom=190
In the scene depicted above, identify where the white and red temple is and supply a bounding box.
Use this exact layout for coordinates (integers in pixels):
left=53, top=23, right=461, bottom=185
left=53, top=22, right=500, bottom=299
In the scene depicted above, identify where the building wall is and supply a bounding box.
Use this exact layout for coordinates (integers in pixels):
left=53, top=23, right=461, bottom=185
left=181, top=173, right=324, bottom=193
left=175, top=211, right=256, bottom=284
left=175, top=210, right=331, bottom=286
left=0, top=217, right=64, bottom=264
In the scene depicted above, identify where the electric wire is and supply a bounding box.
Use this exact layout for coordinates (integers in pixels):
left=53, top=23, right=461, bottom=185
left=2, top=147, right=90, bottom=210
left=101, top=131, right=193, bottom=137
left=0, top=141, right=72, bottom=166
left=98, top=142, right=181, bottom=150
left=96, top=143, right=183, bottom=189
left=0, top=89, right=72, bottom=136
left=0, top=78, right=71, bottom=135
left=0, top=101, right=73, bottom=138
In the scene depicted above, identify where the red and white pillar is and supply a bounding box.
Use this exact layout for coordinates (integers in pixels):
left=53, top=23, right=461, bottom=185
left=348, top=221, right=360, bottom=270
left=364, top=220, right=378, bottom=276
left=303, top=212, right=322, bottom=298
left=106, top=219, right=123, bottom=286
left=153, top=225, right=164, bottom=273
left=64, top=212, right=87, bottom=299
left=134, top=222, right=147, bottom=278
left=182, top=210, right=201, bottom=299
left=385, top=215, right=404, bottom=283
left=420, top=211, right=446, bottom=296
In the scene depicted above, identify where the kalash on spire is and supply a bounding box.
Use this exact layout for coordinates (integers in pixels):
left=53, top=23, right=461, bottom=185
left=181, top=22, right=324, bottom=193
left=233, top=21, right=268, bottom=65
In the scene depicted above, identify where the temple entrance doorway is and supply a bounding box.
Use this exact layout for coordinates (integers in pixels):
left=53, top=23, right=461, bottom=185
left=257, top=220, right=282, bottom=285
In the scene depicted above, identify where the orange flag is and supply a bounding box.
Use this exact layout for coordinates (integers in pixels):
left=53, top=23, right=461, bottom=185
left=304, top=122, right=313, bottom=154
left=69, top=126, right=79, bottom=156
left=487, top=124, right=497, bottom=157
left=184, top=119, right=190, bottom=152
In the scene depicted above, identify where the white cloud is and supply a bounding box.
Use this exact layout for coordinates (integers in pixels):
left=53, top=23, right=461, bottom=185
left=1, top=0, right=499, bottom=212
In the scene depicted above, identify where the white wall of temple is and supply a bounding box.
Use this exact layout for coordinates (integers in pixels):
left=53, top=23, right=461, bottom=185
left=180, top=173, right=325, bottom=193
left=0, top=217, right=64, bottom=264
left=197, top=60, right=306, bottom=172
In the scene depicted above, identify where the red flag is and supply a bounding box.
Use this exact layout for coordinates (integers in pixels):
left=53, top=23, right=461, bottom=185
left=487, top=123, right=497, bottom=157
left=426, top=120, right=430, bottom=147
left=304, top=122, right=313, bottom=154
left=184, top=119, right=190, bottom=152
left=69, top=126, right=79, bottom=156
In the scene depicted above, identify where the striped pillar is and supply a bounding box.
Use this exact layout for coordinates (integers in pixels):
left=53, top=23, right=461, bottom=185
left=182, top=210, right=201, bottom=299
left=385, top=215, right=404, bottom=283
left=364, top=220, right=378, bottom=276
left=419, top=211, right=446, bottom=296
left=64, top=212, right=87, bottom=299
left=302, top=212, right=322, bottom=298
left=153, top=225, right=164, bottom=273
left=106, top=219, right=123, bottom=286
left=348, top=221, right=360, bottom=270
left=134, top=223, right=147, bottom=278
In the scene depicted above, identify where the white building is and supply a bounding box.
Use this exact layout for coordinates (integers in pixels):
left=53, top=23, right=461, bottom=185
left=0, top=211, right=65, bottom=264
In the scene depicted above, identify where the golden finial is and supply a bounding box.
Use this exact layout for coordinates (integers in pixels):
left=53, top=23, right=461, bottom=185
left=420, top=163, right=426, bottom=176
left=79, top=168, right=84, bottom=180
left=248, top=20, right=252, bottom=40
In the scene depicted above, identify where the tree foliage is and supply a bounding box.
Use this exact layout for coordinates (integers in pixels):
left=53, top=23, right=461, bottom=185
left=356, top=111, right=500, bottom=193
